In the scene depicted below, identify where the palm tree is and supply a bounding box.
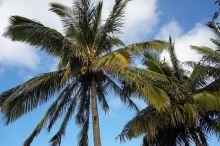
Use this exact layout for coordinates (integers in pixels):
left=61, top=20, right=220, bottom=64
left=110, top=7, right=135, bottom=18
left=190, top=23, right=220, bottom=92
left=119, top=38, right=220, bottom=146
left=0, top=0, right=168, bottom=146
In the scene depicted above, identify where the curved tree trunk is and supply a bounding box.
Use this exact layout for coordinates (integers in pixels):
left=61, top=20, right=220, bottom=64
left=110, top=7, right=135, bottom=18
left=91, top=78, right=102, bottom=146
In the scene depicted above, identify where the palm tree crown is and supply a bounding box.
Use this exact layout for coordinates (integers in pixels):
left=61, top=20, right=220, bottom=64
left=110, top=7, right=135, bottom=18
left=0, top=0, right=168, bottom=146
left=119, top=38, right=220, bottom=146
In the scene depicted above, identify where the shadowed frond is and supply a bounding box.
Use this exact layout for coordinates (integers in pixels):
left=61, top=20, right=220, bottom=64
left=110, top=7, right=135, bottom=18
left=111, top=67, right=170, bottom=111
left=119, top=107, right=165, bottom=141
left=168, top=37, right=183, bottom=82
left=23, top=97, right=60, bottom=146
left=49, top=3, right=73, bottom=18
left=47, top=82, right=79, bottom=132
left=77, top=94, right=90, bottom=146
left=198, top=78, right=220, bottom=92
left=75, top=85, right=90, bottom=125
left=143, top=51, right=165, bottom=75
left=3, top=16, right=69, bottom=56
left=191, top=45, right=220, bottom=63
left=1, top=70, right=69, bottom=124
left=96, top=82, right=109, bottom=113
left=50, top=98, right=78, bottom=146
left=104, top=74, right=139, bottom=112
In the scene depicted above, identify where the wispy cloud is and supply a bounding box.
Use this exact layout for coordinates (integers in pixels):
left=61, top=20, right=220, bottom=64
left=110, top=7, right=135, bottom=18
left=155, top=20, right=183, bottom=40
left=156, top=20, right=215, bottom=63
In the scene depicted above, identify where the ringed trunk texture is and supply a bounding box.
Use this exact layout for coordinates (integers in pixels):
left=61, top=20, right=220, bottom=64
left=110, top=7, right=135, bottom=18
left=91, top=79, right=102, bottom=146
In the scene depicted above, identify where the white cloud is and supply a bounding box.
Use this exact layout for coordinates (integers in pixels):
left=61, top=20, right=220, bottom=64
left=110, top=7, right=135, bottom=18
left=95, top=0, right=160, bottom=42
left=0, top=0, right=159, bottom=71
left=156, top=20, right=215, bottom=63
left=155, top=20, right=183, bottom=40
left=0, top=38, right=40, bottom=70
left=123, top=0, right=160, bottom=42
left=0, top=0, right=72, bottom=70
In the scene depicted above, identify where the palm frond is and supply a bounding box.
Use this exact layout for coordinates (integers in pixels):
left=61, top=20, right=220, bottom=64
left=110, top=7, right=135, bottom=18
left=168, top=37, right=183, bottom=82
left=49, top=3, right=73, bottom=18
left=95, top=0, right=129, bottom=55
left=75, top=85, right=90, bottom=125
left=119, top=107, right=168, bottom=141
left=77, top=116, right=89, bottom=146
left=92, top=49, right=131, bottom=71
left=187, top=63, right=210, bottom=91
left=123, top=40, right=169, bottom=55
left=0, top=85, right=21, bottom=107
left=198, top=78, right=220, bottom=92
left=3, top=16, right=69, bottom=56
left=23, top=97, right=60, bottom=146
left=50, top=98, right=77, bottom=146
left=111, top=67, right=170, bottom=111
left=47, top=82, right=79, bottom=132
left=104, top=0, right=128, bottom=33
left=183, top=103, right=199, bottom=125
left=193, top=92, right=220, bottom=111
left=104, top=74, right=139, bottom=112
left=1, top=70, right=68, bottom=124
left=96, top=82, right=109, bottom=113
left=191, top=45, right=220, bottom=63
left=77, top=93, right=90, bottom=146
left=143, top=51, right=165, bottom=75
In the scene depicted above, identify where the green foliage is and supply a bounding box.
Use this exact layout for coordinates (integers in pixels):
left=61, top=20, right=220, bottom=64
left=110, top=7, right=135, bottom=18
left=3, top=16, right=67, bottom=56
left=1, top=70, right=68, bottom=124
left=0, top=0, right=169, bottom=146
left=119, top=39, right=220, bottom=146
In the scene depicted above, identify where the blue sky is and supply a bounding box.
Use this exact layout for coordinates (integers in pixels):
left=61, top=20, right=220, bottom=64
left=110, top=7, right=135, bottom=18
left=0, top=0, right=219, bottom=146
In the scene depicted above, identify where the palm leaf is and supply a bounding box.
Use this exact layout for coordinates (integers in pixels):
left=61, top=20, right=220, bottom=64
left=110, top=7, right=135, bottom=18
left=47, top=82, right=79, bottom=132
left=95, top=0, right=129, bottom=55
left=193, top=92, right=220, bottom=111
left=50, top=98, right=78, bottom=146
left=123, top=40, right=169, bottom=55
left=111, top=67, right=170, bottom=111
left=4, top=16, right=69, bottom=56
left=23, top=97, right=60, bottom=146
left=1, top=70, right=69, bottom=124
left=92, top=49, right=131, bottom=71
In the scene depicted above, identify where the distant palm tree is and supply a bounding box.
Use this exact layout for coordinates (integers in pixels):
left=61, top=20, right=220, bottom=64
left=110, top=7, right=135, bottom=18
left=0, top=0, right=168, bottom=146
left=190, top=23, right=220, bottom=92
left=119, top=38, right=220, bottom=146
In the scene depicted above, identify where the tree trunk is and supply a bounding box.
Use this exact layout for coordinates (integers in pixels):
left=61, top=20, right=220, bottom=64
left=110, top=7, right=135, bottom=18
left=91, top=78, right=101, bottom=146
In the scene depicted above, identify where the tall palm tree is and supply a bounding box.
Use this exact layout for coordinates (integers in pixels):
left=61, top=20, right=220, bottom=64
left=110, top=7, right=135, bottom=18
left=0, top=0, right=168, bottom=146
left=119, top=38, right=220, bottom=146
